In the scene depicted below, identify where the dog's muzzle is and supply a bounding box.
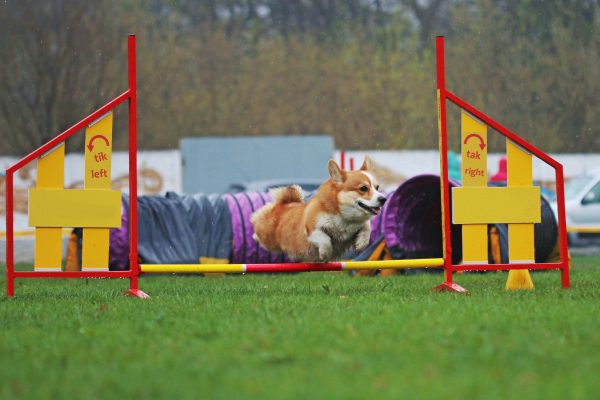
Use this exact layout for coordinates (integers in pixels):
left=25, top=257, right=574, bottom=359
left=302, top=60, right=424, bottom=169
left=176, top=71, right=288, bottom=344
left=357, top=201, right=382, bottom=215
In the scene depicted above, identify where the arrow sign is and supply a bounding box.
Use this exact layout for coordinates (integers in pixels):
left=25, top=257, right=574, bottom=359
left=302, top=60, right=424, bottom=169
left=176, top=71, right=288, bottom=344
left=463, top=133, right=486, bottom=150
left=87, top=134, right=110, bottom=152
left=459, top=111, right=488, bottom=264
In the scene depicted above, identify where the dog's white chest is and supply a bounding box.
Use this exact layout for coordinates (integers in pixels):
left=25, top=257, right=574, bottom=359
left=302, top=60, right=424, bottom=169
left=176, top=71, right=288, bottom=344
left=315, top=214, right=363, bottom=243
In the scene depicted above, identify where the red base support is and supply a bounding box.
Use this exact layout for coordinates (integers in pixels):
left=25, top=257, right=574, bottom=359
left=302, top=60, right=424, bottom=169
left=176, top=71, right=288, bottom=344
left=123, top=289, right=151, bottom=299
left=433, top=282, right=468, bottom=293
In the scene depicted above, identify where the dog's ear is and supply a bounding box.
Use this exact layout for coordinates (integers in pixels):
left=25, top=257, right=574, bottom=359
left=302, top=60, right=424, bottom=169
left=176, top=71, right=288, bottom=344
left=360, top=156, right=372, bottom=171
left=328, top=159, right=345, bottom=184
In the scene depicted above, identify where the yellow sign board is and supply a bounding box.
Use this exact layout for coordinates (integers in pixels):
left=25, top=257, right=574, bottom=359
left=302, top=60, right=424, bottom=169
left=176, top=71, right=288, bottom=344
left=29, top=188, right=121, bottom=228
left=83, top=112, right=115, bottom=271
left=460, top=112, right=488, bottom=263
left=452, top=186, right=541, bottom=224
left=85, top=113, right=113, bottom=189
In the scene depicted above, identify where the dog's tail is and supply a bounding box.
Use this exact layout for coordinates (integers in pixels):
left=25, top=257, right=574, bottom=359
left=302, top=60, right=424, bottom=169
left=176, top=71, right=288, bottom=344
left=269, top=185, right=304, bottom=204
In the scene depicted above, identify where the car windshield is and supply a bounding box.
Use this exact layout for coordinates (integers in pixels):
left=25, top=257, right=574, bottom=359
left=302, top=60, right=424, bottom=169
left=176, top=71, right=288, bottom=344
left=565, top=175, right=595, bottom=201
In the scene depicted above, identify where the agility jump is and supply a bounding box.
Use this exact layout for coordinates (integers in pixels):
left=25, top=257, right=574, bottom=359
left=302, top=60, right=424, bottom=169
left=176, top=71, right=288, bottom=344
left=4, top=35, right=570, bottom=298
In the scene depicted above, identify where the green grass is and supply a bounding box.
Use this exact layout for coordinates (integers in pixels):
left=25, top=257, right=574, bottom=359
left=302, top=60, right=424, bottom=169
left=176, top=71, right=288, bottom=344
left=1, top=258, right=599, bottom=400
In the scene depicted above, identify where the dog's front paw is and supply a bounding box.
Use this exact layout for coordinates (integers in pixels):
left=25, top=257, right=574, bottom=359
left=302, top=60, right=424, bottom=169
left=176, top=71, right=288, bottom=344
left=354, top=228, right=371, bottom=252
left=318, top=244, right=333, bottom=262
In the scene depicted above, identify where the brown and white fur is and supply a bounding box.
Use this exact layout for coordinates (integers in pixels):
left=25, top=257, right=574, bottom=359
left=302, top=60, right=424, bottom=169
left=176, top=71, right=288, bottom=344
left=251, top=156, right=386, bottom=262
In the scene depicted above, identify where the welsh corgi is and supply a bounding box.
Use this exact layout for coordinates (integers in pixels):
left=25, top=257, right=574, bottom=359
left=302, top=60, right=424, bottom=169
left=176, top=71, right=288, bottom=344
left=251, top=156, right=386, bottom=262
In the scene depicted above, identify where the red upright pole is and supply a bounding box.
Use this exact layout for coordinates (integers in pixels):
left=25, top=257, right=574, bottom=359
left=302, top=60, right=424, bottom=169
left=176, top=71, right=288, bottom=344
left=554, top=166, right=570, bottom=288
left=5, top=171, right=14, bottom=297
left=433, top=36, right=466, bottom=293
left=125, top=35, right=149, bottom=298
left=436, top=36, right=451, bottom=281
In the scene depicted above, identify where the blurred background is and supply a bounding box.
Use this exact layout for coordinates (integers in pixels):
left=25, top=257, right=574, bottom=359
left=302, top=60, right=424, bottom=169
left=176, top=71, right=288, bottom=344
left=1, top=0, right=598, bottom=154
left=1, top=0, right=600, bottom=260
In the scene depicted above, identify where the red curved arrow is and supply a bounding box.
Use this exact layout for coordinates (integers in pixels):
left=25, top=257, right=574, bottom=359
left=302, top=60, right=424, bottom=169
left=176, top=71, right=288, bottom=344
left=463, top=133, right=486, bottom=150
left=87, top=134, right=110, bottom=152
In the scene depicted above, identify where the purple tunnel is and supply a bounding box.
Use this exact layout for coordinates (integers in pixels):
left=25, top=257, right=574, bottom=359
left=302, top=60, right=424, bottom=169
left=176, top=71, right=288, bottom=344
left=379, top=174, right=557, bottom=264
left=380, top=175, right=463, bottom=263
left=223, top=191, right=288, bottom=264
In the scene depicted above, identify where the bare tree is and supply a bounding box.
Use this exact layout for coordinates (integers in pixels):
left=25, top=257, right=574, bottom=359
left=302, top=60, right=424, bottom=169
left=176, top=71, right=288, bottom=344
left=402, top=0, right=447, bottom=51
left=0, top=0, right=122, bottom=155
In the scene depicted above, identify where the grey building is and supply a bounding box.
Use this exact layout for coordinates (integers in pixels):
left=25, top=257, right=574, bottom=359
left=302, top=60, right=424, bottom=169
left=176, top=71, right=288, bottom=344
left=181, top=135, right=334, bottom=193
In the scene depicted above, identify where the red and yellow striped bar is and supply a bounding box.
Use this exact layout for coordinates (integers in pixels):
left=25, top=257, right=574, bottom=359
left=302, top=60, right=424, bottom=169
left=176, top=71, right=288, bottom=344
left=140, top=258, right=445, bottom=274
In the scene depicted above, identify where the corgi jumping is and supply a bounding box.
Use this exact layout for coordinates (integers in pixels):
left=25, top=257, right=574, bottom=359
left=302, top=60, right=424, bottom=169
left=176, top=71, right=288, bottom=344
left=251, top=157, right=386, bottom=262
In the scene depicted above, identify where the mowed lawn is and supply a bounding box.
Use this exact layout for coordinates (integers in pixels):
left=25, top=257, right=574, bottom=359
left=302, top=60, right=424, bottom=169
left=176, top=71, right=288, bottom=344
left=1, top=257, right=599, bottom=400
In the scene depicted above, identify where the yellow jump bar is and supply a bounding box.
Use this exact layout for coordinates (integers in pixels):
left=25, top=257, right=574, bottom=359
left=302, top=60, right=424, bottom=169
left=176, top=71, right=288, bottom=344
left=342, top=258, right=444, bottom=270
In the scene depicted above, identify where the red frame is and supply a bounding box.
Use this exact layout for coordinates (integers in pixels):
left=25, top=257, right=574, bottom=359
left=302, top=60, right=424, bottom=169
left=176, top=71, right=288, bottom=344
left=435, top=36, right=570, bottom=290
left=4, top=36, right=570, bottom=298
left=5, top=35, right=147, bottom=298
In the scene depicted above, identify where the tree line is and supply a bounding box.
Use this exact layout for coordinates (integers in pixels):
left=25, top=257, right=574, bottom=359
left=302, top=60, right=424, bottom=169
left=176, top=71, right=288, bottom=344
left=0, top=0, right=598, bottom=155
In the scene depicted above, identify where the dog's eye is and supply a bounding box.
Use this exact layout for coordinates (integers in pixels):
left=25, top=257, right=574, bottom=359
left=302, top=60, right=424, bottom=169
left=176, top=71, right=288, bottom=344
left=359, top=185, right=369, bottom=193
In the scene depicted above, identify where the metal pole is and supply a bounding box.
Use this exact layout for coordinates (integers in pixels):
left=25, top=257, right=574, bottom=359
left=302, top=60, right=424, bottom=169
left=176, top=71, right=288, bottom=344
left=126, top=35, right=148, bottom=298
left=6, top=171, right=14, bottom=297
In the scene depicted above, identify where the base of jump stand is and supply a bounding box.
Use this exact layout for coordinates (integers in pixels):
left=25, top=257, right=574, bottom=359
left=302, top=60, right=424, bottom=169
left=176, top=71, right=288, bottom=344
left=123, top=289, right=151, bottom=299
left=433, top=282, right=468, bottom=293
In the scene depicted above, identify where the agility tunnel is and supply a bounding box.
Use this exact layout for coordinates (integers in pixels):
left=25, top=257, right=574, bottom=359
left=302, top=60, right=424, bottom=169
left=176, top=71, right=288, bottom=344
left=99, top=190, right=377, bottom=269
left=378, top=175, right=558, bottom=266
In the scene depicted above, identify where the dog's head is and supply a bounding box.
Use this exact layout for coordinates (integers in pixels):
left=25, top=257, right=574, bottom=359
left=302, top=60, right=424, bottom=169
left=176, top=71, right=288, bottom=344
left=327, top=156, right=386, bottom=219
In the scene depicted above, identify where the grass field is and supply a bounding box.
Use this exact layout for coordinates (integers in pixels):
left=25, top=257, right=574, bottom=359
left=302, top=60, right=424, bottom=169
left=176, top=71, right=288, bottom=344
left=1, top=257, right=599, bottom=400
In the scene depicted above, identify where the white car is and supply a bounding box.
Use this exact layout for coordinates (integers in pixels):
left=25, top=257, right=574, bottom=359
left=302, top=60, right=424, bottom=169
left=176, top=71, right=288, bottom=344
left=553, top=167, right=600, bottom=245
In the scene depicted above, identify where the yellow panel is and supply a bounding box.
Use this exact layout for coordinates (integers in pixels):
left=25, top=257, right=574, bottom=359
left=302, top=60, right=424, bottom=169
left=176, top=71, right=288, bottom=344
left=509, top=224, right=535, bottom=262
left=460, top=112, right=488, bottom=263
left=37, top=144, right=65, bottom=187
left=84, top=112, right=113, bottom=189
left=507, top=140, right=535, bottom=263
left=82, top=228, right=110, bottom=270
left=34, top=144, right=65, bottom=271
left=35, top=228, right=63, bottom=270
left=507, top=140, right=532, bottom=186
left=462, top=225, right=488, bottom=263
left=461, top=111, right=488, bottom=186
left=29, top=188, right=121, bottom=228
left=83, top=113, right=113, bottom=271
left=452, top=186, right=540, bottom=224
